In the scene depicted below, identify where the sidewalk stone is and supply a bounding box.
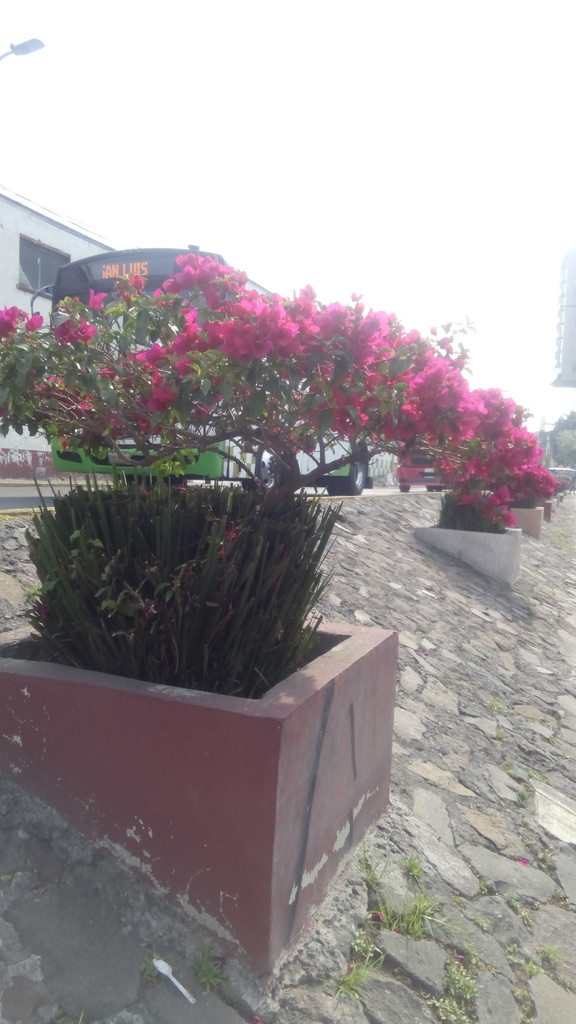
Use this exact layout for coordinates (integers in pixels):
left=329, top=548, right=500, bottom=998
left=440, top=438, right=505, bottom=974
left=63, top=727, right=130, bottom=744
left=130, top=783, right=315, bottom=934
left=429, top=907, right=514, bottom=980
left=461, top=895, right=531, bottom=951
left=394, top=708, right=426, bottom=741
left=458, top=844, right=557, bottom=902
left=487, top=765, right=521, bottom=802
left=529, top=973, right=576, bottom=1024
left=460, top=807, right=526, bottom=856
left=526, top=904, right=576, bottom=978
left=373, top=933, right=447, bottom=997
left=475, top=972, right=522, bottom=1024
left=400, top=666, right=423, bottom=693
left=412, top=788, right=454, bottom=845
left=407, top=761, right=474, bottom=796
left=360, top=976, right=436, bottom=1024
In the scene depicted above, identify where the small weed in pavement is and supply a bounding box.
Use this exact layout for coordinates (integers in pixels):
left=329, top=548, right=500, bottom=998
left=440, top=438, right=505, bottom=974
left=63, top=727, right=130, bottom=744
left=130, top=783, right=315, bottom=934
left=192, top=943, right=226, bottom=993
left=140, top=955, right=158, bottom=986
left=402, top=856, right=425, bottom=881
left=426, top=952, right=479, bottom=1024
left=373, top=892, right=439, bottom=938
left=504, top=893, right=534, bottom=928
left=537, top=945, right=562, bottom=970
left=487, top=697, right=505, bottom=711
left=337, top=928, right=383, bottom=1001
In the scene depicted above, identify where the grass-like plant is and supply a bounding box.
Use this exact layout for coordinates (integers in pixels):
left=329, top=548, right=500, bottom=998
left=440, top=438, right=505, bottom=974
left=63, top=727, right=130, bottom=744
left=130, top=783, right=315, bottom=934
left=26, top=478, right=339, bottom=698
left=373, top=892, right=439, bottom=938
left=191, top=944, right=226, bottom=993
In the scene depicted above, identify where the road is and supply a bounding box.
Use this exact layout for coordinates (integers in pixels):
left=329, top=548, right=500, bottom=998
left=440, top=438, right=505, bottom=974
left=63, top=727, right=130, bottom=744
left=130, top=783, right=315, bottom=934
left=0, top=480, right=423, bottom=511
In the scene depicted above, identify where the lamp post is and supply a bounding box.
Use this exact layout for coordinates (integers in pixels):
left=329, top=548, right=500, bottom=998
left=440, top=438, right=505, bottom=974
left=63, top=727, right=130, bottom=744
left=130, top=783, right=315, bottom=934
left=0, top=39, right=44, bottom=63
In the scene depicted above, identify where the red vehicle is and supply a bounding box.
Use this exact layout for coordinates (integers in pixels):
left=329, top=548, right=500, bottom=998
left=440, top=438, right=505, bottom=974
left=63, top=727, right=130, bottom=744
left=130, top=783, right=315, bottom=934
left=396, top=454, right=444, bottom=493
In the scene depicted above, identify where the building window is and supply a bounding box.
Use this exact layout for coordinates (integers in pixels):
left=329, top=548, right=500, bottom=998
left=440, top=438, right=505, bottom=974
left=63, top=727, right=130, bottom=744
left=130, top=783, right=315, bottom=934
left=19, top=237, right=70, bottom=292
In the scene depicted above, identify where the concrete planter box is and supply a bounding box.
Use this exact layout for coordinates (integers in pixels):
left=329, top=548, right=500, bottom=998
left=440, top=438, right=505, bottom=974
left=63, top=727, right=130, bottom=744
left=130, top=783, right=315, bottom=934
left=0, top=623, right=397, bottom=973
left=537, top=500, right=553, bottom=522
left=414, top=526, right=522, bottom=585
left=510, top=505, right=544, bottom=539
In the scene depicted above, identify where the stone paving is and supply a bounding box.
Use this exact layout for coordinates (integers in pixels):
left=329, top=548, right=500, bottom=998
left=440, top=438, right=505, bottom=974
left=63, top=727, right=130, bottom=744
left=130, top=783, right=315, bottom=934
left=0, top=493, right=575, bottom=1023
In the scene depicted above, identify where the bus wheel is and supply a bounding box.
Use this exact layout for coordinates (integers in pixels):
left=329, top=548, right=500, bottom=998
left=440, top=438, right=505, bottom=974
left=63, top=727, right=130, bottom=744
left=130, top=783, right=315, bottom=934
left=399, top=485, right=411, bottom=493
left=326, top=461, right=367, bottom=496
left=255, top=450, right=284, bottom=490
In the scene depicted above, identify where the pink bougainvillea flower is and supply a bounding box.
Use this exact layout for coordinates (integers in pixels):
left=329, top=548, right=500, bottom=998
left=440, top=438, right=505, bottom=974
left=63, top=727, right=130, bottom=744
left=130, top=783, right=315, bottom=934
left=0, top=306, right=21, bottom=339
left=516, top=857, right=531, bottom=867
left=135, top=342, right=165, bottom=365
left=88, top=289, right=107, bottom=310
left=25, top=313, right=43, bottom=331
left=129, top=274, right=145, bottom=292
left=145, top=385, right=177, bottom=412
left=54, top=318, right=97, bottom=345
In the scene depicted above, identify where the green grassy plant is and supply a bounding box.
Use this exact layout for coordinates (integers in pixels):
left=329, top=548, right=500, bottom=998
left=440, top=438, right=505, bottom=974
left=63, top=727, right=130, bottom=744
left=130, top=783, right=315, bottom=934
left=140, top=955, right=158, bottom=985
left=487, top=697, right=505, bottom=711
left=537, top=945, right=562, bottom=970
left=337, top=929, right=383, bottom=1001
left=374, top=892, right=439, bottom=938
left=27, top=479, right=339, bottom=698
left=191, top=944, right=226, bottom=993
left=402, top=856, right=425, bottom=880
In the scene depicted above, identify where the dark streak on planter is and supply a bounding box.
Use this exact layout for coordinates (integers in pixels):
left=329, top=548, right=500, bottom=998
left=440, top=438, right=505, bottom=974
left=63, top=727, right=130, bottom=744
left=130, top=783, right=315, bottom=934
left=286, top=679, right=335, bottom=939
left=0, top=623, right=397, bottom=973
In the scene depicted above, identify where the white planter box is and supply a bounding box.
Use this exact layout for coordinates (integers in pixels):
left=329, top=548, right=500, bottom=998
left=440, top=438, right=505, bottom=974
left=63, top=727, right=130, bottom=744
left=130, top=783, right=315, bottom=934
left=414, top=526, right=521, bottom=585
left=510, top=506, right=544, bottom=539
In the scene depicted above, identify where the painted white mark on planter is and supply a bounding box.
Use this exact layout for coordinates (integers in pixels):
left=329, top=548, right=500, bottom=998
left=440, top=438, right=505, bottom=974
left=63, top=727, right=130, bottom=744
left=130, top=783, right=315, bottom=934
left=5, top=735, right=22, bottom=747
left=289, top=883, right=299, bottom=905
left=126, top=827, right=142, bottom=844
left=353, top=786, right=379, bottom=819
left=353, top=794, right=366, bottom=819
left=176, top=892, right=239, bottom=946
left=21, top=687, right=30, bottom=699
left=95, top=836, right=166, bottom=888
left=9, top=764, right=21, bottom=775
left=333, top=820, right=351, bottom=852
left=301, top=852, right=328, bottom=890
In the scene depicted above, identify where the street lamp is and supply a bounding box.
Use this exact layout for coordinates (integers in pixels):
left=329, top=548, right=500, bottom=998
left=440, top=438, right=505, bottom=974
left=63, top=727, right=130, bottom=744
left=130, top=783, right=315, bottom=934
left=0, top=39, right=45, bottom=63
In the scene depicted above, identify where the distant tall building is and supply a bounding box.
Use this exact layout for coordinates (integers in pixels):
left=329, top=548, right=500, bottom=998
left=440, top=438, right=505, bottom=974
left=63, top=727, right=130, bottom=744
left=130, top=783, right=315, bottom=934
left=553, top=249, right=576, bottom=388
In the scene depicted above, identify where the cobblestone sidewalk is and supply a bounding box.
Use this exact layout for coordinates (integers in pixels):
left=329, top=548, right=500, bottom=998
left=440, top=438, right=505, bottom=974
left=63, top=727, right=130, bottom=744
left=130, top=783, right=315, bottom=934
left=0, top=494, right=575, bottom=1023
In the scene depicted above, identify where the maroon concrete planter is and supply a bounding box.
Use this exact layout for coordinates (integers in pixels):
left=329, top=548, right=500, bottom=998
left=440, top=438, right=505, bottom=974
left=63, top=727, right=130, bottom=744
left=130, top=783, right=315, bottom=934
left=0, top=623, right=397, bottom=973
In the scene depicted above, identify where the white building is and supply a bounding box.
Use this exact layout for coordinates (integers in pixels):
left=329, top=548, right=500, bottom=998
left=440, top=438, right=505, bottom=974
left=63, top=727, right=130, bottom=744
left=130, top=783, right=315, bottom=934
left=553, top=249, right=576, bottom=389
left=0, top=186, right=113, bottom=478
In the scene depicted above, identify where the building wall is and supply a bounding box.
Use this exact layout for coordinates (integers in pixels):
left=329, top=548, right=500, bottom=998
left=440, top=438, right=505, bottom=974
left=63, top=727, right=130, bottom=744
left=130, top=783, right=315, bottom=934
left=0, top=188, right=112, bottom=478
left=553, top=249, right=576, bottom=388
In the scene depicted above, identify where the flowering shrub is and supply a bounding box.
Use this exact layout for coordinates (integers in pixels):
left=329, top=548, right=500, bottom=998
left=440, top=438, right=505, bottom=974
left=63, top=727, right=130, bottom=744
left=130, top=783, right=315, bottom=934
left=504, top=464, right=560, bottom=507
left=0, top=253, right=481, bottom=497
left=438, top=488, right=517, bottom=534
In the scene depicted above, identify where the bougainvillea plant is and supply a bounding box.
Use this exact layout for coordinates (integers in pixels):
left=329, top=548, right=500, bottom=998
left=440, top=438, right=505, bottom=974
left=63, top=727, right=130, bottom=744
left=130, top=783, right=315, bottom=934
left=0, top=251, right=553, bottom=519
left=0, top=253, right=486, bottom=499
left=436, top=386, right=557, bottom=529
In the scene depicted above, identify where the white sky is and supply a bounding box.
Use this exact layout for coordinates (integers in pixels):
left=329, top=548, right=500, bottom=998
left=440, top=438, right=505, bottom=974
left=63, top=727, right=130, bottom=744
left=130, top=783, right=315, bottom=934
left=2, top=0, right=576, bottom=429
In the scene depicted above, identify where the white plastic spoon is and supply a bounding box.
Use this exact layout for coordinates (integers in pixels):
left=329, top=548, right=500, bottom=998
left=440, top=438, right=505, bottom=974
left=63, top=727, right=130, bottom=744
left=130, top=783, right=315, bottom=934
left=153, top=958, right=196, bottom=1004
